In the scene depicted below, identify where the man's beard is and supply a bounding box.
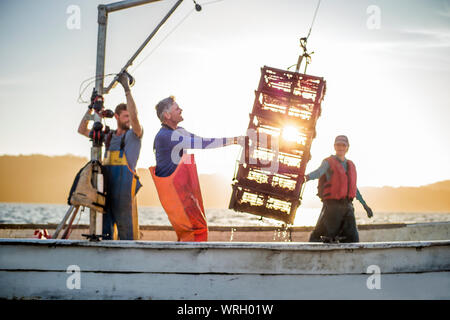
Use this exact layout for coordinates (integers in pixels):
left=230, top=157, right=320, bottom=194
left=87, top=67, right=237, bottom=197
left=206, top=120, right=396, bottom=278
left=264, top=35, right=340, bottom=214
left=118, top=121, right=130, bottom=130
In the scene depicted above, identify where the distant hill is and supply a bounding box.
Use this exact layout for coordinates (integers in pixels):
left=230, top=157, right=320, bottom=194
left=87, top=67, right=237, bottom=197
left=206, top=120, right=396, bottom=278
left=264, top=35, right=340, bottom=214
left=0, top=154, right=449, bottom=212
left=300, top=181, right=450, bottom=213
left=0, top=154, right=88, bottom=204
left=0, top=154, right=232, bottom=208
left=358, top=183, right=450, bottom=213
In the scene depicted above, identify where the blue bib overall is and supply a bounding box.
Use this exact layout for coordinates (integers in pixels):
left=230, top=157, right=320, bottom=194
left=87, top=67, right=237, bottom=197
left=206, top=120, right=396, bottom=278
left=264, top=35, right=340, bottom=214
left=103, top=130, right=142, bottom=240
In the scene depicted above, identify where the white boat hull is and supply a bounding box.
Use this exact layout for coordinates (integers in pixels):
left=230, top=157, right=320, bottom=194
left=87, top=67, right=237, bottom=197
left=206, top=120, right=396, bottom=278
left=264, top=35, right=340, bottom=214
left=1, top=239, right=449, bottom=299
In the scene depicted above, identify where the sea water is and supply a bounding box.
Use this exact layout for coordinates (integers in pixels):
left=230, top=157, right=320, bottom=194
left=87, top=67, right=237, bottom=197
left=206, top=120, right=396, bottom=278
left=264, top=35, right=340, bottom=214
left=0, top=202, right=449, bottom=227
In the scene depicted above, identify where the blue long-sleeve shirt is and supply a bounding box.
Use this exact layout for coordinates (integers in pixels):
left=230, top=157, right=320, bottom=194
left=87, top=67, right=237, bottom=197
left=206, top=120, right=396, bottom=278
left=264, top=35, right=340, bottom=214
left=154, top=125, right=233, bottom=177
left=306, top=155, right=367, bottom=206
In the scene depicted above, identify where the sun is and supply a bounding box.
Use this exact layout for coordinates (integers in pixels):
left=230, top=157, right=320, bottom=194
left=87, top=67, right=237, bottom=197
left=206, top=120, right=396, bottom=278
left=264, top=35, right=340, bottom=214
left=281, top=126, right=299, bottom=142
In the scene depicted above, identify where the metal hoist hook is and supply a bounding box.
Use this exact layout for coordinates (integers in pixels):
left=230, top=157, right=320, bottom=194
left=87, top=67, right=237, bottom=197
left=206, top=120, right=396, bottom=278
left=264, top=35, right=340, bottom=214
left=295, top=38, right=314, bottom=73
left=295, top=37, right=314, bottom=74
left=293, top=0, right=321, bottom=74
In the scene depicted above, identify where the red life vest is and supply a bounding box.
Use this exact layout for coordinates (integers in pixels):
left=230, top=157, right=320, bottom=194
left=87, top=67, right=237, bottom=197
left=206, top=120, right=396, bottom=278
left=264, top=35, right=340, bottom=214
left=318, top=156, right=357, bottom=200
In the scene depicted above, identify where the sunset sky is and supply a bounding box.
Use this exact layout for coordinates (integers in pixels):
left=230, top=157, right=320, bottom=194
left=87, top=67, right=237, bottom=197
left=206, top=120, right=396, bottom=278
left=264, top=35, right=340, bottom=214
left=1, top=0, right=449, bottom=190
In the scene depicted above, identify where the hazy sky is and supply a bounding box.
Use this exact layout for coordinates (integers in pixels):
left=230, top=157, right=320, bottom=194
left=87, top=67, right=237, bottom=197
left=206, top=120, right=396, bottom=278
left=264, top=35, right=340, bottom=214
left=1, top=0, right=449, bottom=188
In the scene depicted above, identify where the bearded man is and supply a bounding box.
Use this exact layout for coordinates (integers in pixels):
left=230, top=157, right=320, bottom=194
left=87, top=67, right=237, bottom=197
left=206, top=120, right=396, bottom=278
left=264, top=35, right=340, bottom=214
left=78, top=73, right=143, bottom=240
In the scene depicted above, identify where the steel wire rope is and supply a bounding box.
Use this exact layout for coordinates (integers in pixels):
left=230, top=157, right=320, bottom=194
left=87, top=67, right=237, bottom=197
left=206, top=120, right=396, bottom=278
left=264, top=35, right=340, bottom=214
left=77, top=73, right=117, bottom=104
left=287, top=0, right=322, bottom=71
left=306, top=0, right=322, bottom=41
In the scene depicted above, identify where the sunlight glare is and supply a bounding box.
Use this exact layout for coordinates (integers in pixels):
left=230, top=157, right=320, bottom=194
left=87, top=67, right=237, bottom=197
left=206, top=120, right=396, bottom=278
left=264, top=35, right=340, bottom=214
left=282, top=126, right=299, bottom=142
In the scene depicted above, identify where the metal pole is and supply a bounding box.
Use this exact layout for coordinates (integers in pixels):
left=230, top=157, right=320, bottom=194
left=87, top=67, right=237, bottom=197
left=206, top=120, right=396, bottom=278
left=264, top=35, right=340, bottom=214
left=95, top=0, right=165, bottom=92
left=95, top=5, right=108, bottom=94
left=53, top=205, right=76, bottom=239
left=103, top=0, right=184, bottom=93
left=62, top=206, right=80, bottom=239
left=89, top=113, right=104, bottom=237
left=104, top=0, right=162, bottom=13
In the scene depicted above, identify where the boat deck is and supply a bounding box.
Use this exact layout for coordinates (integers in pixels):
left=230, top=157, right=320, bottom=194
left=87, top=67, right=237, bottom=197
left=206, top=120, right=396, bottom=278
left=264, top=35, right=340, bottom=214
left=1, top=221, right=449, bottom=242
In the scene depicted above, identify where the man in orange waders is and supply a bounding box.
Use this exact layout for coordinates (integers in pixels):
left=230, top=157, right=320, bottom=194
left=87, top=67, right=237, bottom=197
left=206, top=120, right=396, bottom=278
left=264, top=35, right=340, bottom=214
left=305, top=135, right=373, bottom=243
left=150, top=96, right=243, bottom=241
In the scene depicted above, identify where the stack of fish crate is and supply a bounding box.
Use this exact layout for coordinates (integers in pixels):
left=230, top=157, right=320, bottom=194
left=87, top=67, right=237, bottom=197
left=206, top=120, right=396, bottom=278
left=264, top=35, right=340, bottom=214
left=229, top=66, right=326, bottom=224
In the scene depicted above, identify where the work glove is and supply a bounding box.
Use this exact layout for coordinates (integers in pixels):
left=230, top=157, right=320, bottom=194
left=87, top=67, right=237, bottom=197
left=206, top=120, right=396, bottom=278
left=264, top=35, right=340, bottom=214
left=363, top=203, right=373, bottom=218
left=118, top=72, right=131, bottom=91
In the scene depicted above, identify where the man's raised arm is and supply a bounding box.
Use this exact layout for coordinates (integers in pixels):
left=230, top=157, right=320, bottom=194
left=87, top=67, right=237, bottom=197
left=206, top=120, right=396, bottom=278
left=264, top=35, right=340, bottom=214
left=118, top=73, right=143, bottom=138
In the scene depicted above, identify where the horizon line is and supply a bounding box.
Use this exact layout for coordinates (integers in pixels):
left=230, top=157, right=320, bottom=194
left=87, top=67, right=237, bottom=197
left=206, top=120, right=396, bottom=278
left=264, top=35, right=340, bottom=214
left=1, top=152, right=449, bottom=189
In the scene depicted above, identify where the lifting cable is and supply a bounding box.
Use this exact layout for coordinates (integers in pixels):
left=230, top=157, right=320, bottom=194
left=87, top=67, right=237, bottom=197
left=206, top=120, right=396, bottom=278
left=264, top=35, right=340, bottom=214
left=306, top=0, right=322, bottom=41
left=295, top=0, right=322, bottom=209
left=288, top=0, right=322, bottom=72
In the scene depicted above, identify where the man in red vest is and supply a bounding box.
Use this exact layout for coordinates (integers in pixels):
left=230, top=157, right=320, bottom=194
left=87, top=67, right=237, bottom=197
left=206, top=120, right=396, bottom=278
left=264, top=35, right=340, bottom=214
left=305, top=135, right=373, bottom=243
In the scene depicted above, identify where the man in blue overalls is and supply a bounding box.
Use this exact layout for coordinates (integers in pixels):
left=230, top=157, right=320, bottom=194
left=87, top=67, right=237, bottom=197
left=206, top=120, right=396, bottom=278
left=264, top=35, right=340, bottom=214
left=77, top=73, right=143, bottom=240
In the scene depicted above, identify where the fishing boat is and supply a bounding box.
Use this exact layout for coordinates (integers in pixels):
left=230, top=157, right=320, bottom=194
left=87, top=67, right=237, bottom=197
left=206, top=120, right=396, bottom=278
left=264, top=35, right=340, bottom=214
left=1, top=0, right=448, bottom=301
left=0, top=222, right=449, bottom=299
